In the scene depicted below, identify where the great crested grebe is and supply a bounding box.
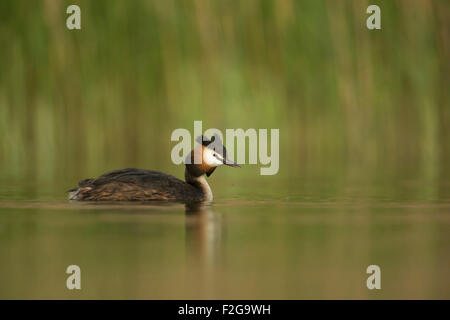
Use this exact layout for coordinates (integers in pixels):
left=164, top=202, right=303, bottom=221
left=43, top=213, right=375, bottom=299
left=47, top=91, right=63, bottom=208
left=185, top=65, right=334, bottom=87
left=68, top=135, right=240, bottom=202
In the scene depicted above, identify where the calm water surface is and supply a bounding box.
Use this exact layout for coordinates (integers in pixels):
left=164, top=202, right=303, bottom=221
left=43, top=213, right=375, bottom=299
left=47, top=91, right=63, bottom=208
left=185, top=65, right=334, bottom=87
left=0, top=179, right=449, bottom=299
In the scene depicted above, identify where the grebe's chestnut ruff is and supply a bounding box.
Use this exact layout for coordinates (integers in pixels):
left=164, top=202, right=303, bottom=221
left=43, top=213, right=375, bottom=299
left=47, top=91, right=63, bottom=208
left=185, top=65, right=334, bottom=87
left=68, top=135, right=240, bottom=202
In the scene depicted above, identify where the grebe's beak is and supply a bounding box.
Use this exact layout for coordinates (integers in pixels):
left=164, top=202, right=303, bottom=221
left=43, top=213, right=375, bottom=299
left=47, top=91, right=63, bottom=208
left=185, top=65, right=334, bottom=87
left=223, top=157, right=241, bottom=168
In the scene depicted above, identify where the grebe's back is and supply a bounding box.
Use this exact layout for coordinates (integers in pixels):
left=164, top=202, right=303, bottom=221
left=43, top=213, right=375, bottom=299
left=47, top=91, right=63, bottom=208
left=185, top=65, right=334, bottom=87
left=68, top=168, right=204, bottom=202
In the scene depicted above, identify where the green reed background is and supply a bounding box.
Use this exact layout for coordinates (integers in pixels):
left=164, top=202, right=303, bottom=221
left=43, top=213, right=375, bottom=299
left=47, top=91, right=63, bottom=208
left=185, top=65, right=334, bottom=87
left=0, top=0, right=449, bottom=194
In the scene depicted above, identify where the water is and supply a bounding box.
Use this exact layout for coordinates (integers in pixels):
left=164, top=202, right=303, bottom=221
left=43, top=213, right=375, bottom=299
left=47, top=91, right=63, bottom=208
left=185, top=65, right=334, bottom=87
left=1, top=179, right=449, bottom=299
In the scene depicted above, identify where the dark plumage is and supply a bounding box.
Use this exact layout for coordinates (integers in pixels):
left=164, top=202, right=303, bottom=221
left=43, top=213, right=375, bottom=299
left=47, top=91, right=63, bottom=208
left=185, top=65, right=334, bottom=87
left=68, top=168, right=204, bottom=202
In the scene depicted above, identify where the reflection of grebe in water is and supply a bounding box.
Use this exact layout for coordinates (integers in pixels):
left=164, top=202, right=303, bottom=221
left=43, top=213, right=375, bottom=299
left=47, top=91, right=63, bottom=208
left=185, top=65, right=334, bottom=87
left=185, top=202, right=222, bottom=276
left=68, top=135, right=240, bottom=202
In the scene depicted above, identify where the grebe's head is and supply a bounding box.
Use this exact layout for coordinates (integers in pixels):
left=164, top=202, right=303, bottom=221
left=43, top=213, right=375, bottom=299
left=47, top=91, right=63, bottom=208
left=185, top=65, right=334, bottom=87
left=185, top=134, right=240, bottom=177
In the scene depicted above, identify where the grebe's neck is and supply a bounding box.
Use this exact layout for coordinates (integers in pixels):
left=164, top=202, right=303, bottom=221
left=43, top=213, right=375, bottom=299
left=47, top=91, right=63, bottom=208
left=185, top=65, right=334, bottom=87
left=185, top=166, right=213, bottom=202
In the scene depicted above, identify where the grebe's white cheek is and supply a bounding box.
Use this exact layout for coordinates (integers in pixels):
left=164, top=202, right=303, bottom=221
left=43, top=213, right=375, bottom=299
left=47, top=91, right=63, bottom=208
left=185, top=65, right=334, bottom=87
left=204, top=149, right=223, bottom=167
